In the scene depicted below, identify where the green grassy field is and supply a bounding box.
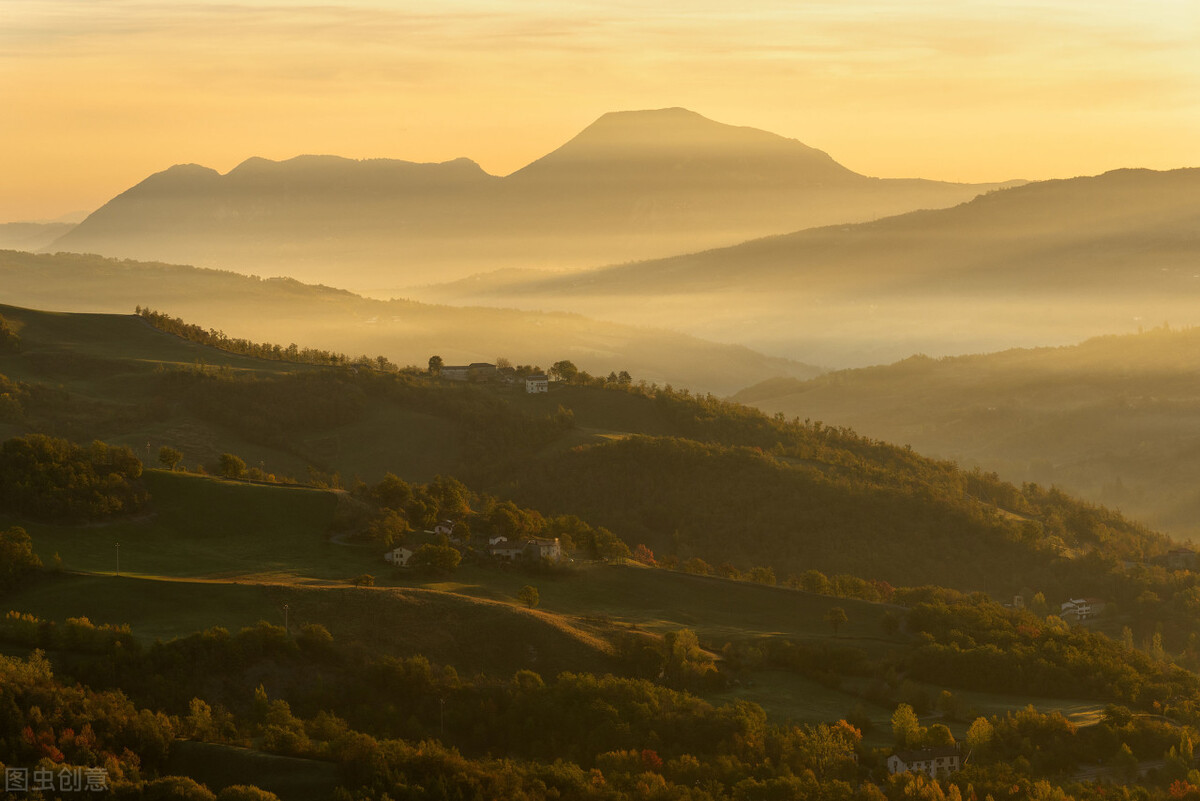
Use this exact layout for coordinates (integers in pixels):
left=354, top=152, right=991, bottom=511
left=12, top=470, right=352, bottom=581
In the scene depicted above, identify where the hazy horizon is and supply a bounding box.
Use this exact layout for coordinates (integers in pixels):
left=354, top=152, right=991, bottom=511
left=3, top=0, right=1198, bottom=221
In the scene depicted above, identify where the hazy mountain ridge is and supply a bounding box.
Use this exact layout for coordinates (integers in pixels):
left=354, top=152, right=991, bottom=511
left=49, top=108, right=1014, bottom=290
left=0, top=249, right=819, bottom=394
left=0, top=221, right=76, bottom=251
left=414, top=167, right=1200, bottom=366
left=732, top=325, right=1200, bottom=539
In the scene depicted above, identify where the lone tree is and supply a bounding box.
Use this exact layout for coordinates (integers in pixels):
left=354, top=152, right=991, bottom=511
left=825, top=606, right=848, bottom=637
left=218, top=453, right=247, bottom=480
left=158, top=446, right=183, bottom=471
left=351, top=573, right=376, bottom=588
left=428, top=355, right=444, bottom=376
left=517, top=585, right=540, bottom=609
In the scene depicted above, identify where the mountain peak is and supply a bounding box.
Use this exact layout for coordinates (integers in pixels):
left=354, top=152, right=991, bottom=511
left=510, top=107, right=859, bottom=183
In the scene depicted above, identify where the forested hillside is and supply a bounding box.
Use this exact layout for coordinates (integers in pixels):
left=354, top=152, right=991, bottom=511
left=734, top=326, right=1200, bottom=540
left=0, top=303, right=1177, bottom=598
left=7, top=304, right=1200, bottom=799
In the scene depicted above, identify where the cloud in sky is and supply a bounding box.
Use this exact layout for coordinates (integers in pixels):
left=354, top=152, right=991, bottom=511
left=1, top=0, right=1197, bottom=219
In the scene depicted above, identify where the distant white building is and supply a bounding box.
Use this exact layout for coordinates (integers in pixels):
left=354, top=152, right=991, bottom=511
left=1061, top=597, right=1105, bottom=621
left=441, top=365, right=470, bottom=381
left=525, top=374, right=549, bottom=394
left=487, top=537, right=563, bottom=562
left=887, top=746, right=962, bottom=777
left=527, top=537, right=562, bottom=561
left=489, top=541, right=527, bottom=561
left=384, top=545, right=415, bottom=567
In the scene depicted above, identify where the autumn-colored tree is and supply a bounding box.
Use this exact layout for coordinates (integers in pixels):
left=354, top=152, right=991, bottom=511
left=632, top=544, right=656, bottom=566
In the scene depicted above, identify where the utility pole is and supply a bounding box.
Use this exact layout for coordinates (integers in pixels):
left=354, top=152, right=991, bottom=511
left=283, top=603, right=289, bottom=634
left=115, top=542, right=120, bottom=577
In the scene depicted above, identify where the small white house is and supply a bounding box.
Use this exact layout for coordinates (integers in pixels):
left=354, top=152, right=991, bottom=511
left=489, top=534, right=510, bottom=546
left=525, top=374, right=549, bottom=394
left=434, top=520, right=455, bottom=537
left=1060, top=598, right=1092, bottom=620
left=887, top=746, right=962, bottom=777
left=384, top=546, right=415, bottom=567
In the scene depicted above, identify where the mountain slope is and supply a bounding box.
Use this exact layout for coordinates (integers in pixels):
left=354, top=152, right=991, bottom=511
left=733, top=326, right=1200, bottom=539
left=416, top=167, right=1200, bottom=366
left=48, top=108, right=1011, bottom=290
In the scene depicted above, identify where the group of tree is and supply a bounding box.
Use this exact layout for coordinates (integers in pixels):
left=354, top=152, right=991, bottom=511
left=138, top=306, right=397, bottom=371
left=0, top=434, right=147, bottom=521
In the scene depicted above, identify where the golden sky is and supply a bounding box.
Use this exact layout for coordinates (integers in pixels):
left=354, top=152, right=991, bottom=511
left=2, top=0, right=1197, bottom=221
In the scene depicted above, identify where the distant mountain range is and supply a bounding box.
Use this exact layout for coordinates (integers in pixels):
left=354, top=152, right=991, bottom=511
left=0, top=222, right=76, bottom=251
left=416, top=167, right=1200, bottom=366
left=48, top=108, right=1015, bottom=290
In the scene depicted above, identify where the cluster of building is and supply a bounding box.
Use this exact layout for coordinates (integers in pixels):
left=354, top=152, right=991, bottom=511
left=383, top=519, right=562, bottom=567
left=438, top=362, right=549, bottom=394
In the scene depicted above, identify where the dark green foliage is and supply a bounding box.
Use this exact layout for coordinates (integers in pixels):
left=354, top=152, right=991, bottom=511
left=0, top=527, right=42, bottom=591
left=409, top=544, right=461, bottom=574
left=158, top=445, right=184, bottom=470
left=825, top=606, right=848, bottom=637
left=0, top=313, right=18, bottom=351
left=0, top=434, right=147, bottom=521
left=218, top=452, right=247, bottom=479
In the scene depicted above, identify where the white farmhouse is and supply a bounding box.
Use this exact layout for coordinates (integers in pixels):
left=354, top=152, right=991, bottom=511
left=527, top=537, right=562, bottom=561
left=887, top=746, right=962, bottom=777
left=384, top=545, right=415, bottom=567
left=525, top=374, right=549, bottom=394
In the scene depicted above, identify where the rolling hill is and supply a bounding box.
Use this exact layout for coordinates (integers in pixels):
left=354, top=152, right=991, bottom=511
left=0, top=251, right=819, bottom=395
left=415, top=167, right=1200, bottom=366
left=0, top=302, right=1178, bottom=600
left=7, top=301, right=1200, bottom=800
left=48, top=108, right=1012, bottom=291
left=733, top=325, right=1200, bottom=541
